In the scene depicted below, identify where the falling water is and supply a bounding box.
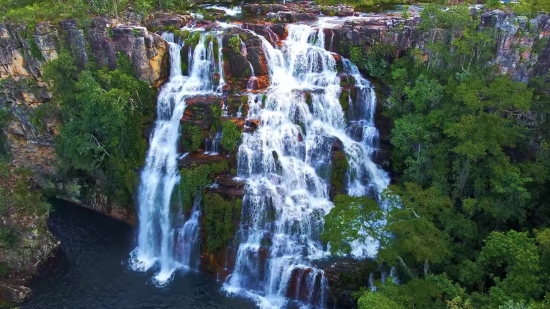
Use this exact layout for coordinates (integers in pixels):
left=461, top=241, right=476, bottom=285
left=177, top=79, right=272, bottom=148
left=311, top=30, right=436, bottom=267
left=129, top=32, right=220, bottom=285
left=177, top=195, right=202, bottom=269
left=224, top=24, right=390, bottom=308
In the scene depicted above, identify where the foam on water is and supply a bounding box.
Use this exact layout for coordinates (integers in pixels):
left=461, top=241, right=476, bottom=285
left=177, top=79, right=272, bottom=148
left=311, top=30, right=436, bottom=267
left=129, top=32, right=221, bottom=285
left=223, top=24, right=390, bottom=308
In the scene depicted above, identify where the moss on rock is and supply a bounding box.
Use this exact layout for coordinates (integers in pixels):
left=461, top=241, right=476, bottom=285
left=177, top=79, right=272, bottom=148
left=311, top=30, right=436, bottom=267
left=331, top=151, right=349, bottom=194
left=202, top=193, right=242, bottom=254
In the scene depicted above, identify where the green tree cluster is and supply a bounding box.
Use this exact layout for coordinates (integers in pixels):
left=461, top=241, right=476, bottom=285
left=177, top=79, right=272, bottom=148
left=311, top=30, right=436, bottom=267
left=325, top=5, right=550, bottom=309
left=43, top=51, right=155, bottom=205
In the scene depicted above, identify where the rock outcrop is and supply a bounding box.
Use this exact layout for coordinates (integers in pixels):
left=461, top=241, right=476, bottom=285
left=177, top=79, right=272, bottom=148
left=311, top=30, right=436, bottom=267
left=0, top=18, right=168, bottom=223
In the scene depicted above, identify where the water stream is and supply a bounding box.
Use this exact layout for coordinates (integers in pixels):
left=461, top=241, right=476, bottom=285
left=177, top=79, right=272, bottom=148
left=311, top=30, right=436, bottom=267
left=224, top=24, right=389, bottom=308
left=128, top=20, right=389, bottom=308
left=129, top=32, right=221, bottom=285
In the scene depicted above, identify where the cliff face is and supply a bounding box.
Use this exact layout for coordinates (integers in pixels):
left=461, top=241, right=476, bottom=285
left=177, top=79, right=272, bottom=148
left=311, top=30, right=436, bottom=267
left=0, top=18, right=169, bottom=224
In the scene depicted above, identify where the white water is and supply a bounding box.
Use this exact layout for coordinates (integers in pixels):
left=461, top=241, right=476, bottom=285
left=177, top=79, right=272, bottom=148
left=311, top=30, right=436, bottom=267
left=205, top=5, right=243, bottom=16
left=178, top=195, right=202, bottom=269
left=224, top=24, right=390, bottom=308
left=129, top=32, right=220, bottom=285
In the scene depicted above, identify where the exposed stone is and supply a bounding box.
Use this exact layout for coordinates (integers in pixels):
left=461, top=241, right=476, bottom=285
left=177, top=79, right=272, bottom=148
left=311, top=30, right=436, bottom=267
left=181, top=95, right=223, bottom=129
left=145, top=13, right=193, bottom=31
left=324, top=259, right=377, bottom=309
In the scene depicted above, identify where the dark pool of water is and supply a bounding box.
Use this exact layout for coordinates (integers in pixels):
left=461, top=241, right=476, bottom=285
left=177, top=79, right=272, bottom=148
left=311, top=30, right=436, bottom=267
left=22, top=199, right=257, bottom=309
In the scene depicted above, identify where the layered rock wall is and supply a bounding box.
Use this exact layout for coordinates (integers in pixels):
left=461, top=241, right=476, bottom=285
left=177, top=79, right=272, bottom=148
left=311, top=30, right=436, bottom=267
left=0, top=18, right=168, bottom=223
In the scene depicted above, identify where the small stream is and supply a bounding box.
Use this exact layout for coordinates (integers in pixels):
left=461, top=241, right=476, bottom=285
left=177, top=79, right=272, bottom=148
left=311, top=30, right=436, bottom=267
left=22, top=199, right=256, bottom=309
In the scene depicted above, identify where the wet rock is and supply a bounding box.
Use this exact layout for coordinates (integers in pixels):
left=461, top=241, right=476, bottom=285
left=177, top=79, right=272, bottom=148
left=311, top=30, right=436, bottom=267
left=181, top=95, right=223, bottom=129
left=286, top=267, right=325, bottom=306
left=216, top=174, right=245, bottom=188
left=179, top=152, right=228, bottom=169
left=146, top=13, right=193, bottom=31
left=324, top=259, right=377, bottom=309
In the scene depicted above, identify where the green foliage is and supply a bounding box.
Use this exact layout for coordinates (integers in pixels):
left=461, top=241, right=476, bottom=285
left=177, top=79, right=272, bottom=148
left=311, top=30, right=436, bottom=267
left=0, top=162, right=51, bottom=250
left=202, top=193, right=241, bottom=254
left=220, top=121, right=241, bottom=153
left=330, top=151, right=348, bottom=193
left=336, top=6, right=550, bottom=309
left=179, top=161, right=228, bottom=212
left=0, top=227, right=18, bottom=248
left=358, top=288, right=404, bottom=309
left=477, top=231, right=542, bottom=307
left=0, top=0, right=194, bottom=23
left=350, top=44, right=394, bottom=81
left=43, top=51, right=155, bottom=205
left=181, top=123, right=202, bottom=152
left=321, top=194, right=380, bottom=255
left=27, top=36, right=45, bottom=61
left=228, top=35, right=241, bottom=54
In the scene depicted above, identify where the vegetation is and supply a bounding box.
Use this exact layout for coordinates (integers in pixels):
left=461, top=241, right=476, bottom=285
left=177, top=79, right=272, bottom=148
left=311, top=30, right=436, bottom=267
left=179, top=161, right=228, bottom=211
left=0, top=163, right=51, bottom=248
left=0, top=0, right=197, bottom=23
left=228, top=35, right=241, bottom=55
left=43, top=51, right=155, bottom=205
left=220, top=120, right=241, bottom=153
left=330, top=151, right=349, bottom=194
left=323, top=4, right=550, bottom=309
left=181, top=123, right=203, bottom=152
left=202, top=193, right=241, bottom=254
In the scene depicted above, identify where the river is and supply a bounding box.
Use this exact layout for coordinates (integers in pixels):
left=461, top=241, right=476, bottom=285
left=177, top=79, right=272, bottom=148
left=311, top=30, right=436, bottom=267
left=22, top=199, right=257, bottom=309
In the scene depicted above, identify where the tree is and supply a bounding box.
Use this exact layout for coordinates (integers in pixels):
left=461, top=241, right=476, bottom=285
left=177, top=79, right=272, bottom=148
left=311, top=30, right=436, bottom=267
left=321, top=194, right=381, bottom=256
left=477, top=231, right=542, bottom=307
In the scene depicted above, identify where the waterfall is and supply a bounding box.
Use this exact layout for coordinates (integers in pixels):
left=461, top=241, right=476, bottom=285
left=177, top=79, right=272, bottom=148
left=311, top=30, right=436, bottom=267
left=224, top=24, right=390, bottom=308
left=129, top=32, right=220, bottom=285
left=177, top=195, right=202, bottom=269
left=205, top=132, right=222, bottom=155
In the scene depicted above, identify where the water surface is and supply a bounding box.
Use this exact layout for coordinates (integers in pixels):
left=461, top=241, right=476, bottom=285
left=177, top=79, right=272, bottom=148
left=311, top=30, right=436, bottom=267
left=22, top=199, right=257, bottom=309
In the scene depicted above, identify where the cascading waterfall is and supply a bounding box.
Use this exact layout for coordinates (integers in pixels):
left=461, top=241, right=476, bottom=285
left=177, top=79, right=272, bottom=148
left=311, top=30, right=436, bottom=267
left=224, top=24, right=390, bottom=308
left=129, top=32, right=221, bottom=285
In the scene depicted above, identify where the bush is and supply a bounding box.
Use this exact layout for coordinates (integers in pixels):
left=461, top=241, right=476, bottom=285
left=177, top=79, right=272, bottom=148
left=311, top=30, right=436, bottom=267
left=43, top=51, right=155, bottom=205
left=220, top=121, right=241, bottom=153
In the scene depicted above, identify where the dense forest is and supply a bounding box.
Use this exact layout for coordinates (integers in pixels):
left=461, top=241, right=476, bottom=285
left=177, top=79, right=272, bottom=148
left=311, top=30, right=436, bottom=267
left=322, top=4, right=550, bottom=309
left=1, top=0, right=550, bottom=308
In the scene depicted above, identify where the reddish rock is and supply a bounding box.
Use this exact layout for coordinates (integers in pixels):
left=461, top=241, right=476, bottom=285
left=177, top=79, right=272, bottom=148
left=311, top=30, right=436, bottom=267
left=181, top=95, right=223, bottom=129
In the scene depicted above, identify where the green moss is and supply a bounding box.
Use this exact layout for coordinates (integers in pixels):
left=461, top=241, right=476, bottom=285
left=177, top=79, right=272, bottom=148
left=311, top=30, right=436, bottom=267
left=331, top=151, right=349, bottom=193
left=27, top=36, right=45, bottom=61
left=229, top=35, right=241, bottom=54
left=179, top=161, right=229, bottom=211
left=339, top=89, right=350, bottom=112
left=179, top=165, right=211, bottom=212
left=240, top=95, right=248, bottom=118
left=212, top=38, right=220, bottom=68
left=261, top=94, right=267, bottom=107
left=221, top=121, right=242, bottom=153
left=184, top=31, right=201, bottom=50
left=181, top=59, right=188, bottom=76
left=203, top=193, right=241, bottom=254
left=0, top=264, right=8, bottom=277
left=0, top=227, right=18, bottom=248
left=181, top=123, right=203, bottom=152
left=210, top=161, right=229, bottom=174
